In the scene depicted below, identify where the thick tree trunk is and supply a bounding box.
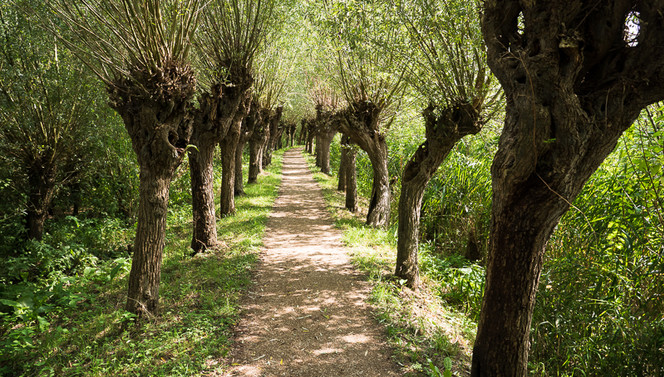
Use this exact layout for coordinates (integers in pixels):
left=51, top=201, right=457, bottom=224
left=472, top=2, right=664, bottom=375
left=126, top=166, right=172, bottom=316
left=306, top=121, right=315, bottom=154
left=261, top=117, right=271, bottom=168
left=248, top=108, right=268, bottom=184
left=108, top=62, right=195, bottom=318
left=317, top=129, right=336, bottom=175
left=189, top=139, right=218, bottom=253
left=219, top=126, right=239, bottom=216
left=337, top=102, right=391, bottom=228
left=365, top=148, right=390, bottom=228
left=263, top=107, right=282, bottom=168
left=124, top=203, right=169, bottom=318
left=315, top=134, right=322, bottom=168
left=298, top=120, right=307, bottom=145
left=219, top=99, right=250, bottom=216
left=319, top=135, right=332, bottom=174
left=235, top=104, right=257, bottom=194
left=396, top=104, right=482, bottom=289
left=26, top=163, right=57, bottom=240
left=345, top=146, right=358, bottom=213
left=248, top=140, right=261, bottom=184
left=338, top=143, right=347, bottom=191
left=234, top=140, right=247, bottom=196
left=188, top=80, right=250, bottom=254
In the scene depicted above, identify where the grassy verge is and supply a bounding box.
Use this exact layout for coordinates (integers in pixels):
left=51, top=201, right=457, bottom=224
left=0, top=150, right=284, bottom=377
left=303, top=151, right=476, bottom=377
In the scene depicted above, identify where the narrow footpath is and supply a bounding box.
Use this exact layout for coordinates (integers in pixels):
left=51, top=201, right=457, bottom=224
left=225, top=149, right=402, bottom=376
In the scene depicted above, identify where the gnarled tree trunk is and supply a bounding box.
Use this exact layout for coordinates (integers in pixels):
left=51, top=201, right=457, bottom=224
left=189, top=138, right=218, bottom=253
left=305, top=119, right=316, bottom=154
left=263, top=107, right=282, bottom=168
left=338, top=135, right=349, bottom=191
left=473, top=2, right=664, bottom=376
left=111, top=64, right=195, bottom=317
left=189, top=78, right=251, bottom=254
left=234, top=109, right=255, bottom=196
left=248, top=107, right=269, bottom=184
left=345, top=144, right=358, bottom=213
left=316, top=121, right=337, bottom=175
left=127, top=165, right=171, bottom=316
left=395, top=103, right=481, bottom=289
left=338, top=102, right=391, bottom=228
left=219, top=96, right=250, bottom=216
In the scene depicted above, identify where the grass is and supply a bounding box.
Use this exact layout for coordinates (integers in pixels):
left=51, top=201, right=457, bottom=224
left=303, top=152, right=476, bottom=377
left=0, top=150, right=284, bottom=377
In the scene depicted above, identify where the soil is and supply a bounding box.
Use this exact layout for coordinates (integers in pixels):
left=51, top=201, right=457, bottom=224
left=224, top=149, right=403, bottom=376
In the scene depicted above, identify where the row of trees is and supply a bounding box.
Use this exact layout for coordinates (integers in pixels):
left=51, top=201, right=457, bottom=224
left=299, top=0, right=664, bottom=375
left=1, top=0, right=295, bottom=318
left=3, top=0, right=663, bottom=375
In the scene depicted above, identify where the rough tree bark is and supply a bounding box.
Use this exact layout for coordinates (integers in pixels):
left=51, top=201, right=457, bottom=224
left=344, top=143, right=358, bottom=213
left=189, top=80, right=249, bottom=254
left=26, top=162, right=57, bottom=240
left=338, top=102, right=391, bottom=228
left=263, top=106, right=283, bottom=167
left=248, top=107, right=269, bottom=184
left=234, top=101, right=258, bottom=196
left=395, top=103, right=482, bottom=289
left=287, top=122, right=296, bottom=147
left=298, top=119, right=307, bottom=146
left=338, top=135, right=349, bottom=192
left=316, top=109, right=337, bottom=175
left=219, top=95, right=251, bottom=216
left=305, top=119, right=316, bottom=154
left=473, top=2, right=664, bottom=376
left=110, top=64, right=195, bottom=317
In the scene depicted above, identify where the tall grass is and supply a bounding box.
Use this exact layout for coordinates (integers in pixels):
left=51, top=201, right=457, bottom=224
left=326, top=105, right=664, bottom=376
left=0, top=150, right=284, bottom=376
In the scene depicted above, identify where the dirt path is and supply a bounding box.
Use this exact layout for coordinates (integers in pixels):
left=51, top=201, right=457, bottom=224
left=225, top=149, right=402, bottom=376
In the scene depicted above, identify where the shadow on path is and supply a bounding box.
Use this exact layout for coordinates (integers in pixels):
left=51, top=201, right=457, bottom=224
left=225, top=149, right=402, bottom=377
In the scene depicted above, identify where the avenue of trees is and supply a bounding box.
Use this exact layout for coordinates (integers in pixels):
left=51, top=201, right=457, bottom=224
left=2, top=0, right=663, bottom=376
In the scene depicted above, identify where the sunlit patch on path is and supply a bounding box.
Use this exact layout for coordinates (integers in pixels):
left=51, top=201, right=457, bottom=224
left=224, top=148, right=401, bottom=376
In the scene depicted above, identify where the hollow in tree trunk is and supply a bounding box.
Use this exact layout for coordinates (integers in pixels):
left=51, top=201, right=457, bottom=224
left=395, top=103, right=481, bottom=289
left=472, top=2, right=664, bottom=375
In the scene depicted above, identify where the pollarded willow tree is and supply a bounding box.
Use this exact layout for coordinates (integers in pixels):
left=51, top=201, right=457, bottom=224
left=48, top=0, right=206, bottom=316
left=393, top=0, right=501, bottom=289
left=308, top=80, right=343, bottom=175
left=473, top=1, right=664, bottom=376
left=0, top=2, right=102, bottom=241
left=327, top=0, right=407, bottom=228
left=246, top=43, right=290, bottom=182
left=191, top=0, right=276, bottom=221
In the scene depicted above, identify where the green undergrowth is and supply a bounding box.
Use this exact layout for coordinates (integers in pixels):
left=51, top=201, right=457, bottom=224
left=0, top=150, right=284, bottom=377
left=304, top=151, right=477, bottom=377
